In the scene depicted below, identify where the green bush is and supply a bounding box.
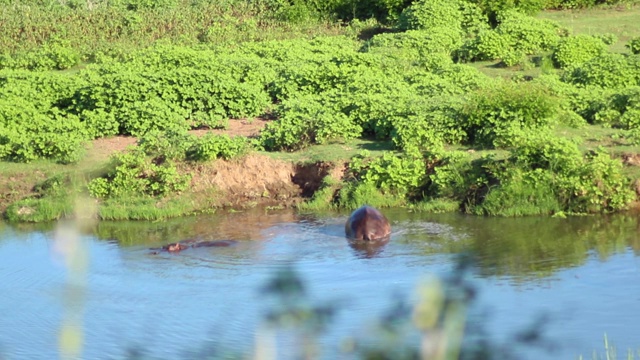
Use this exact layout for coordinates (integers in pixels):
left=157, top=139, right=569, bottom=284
left=559, top=149, right=634, bottom=213
left=510, top=134, right=634, bottom=213
left=462, top=82, right=560, bottom=148
left=0, top=70, right=89, bottom=162
left=391, top=97, right=466, bottom=152
left=627, top=37, right=640, bottom=55
left=427, top=151, right=479, bottom=201
left=187, top=134, right=251, bottom=161
left=337, top=181, right=404, bottom=210
left=511, top=132, right=583, bottom=172
left=70, top=50, right=272, bottom=137
left=545, top=0, right=596, bottom=9
left=459, top=1, right=491, bottom=36
left=365, top=29, right=463, bottom=57
left=465, top=10, right=564, bottom=62
left=552, top=35, right=606, bottom=68
left=468, top=30, right=512, bottom=60
left=137, top=129, right=196, bottom=161
left=397, top=0, right=464, bottom=33
left=259, top=95, right=361, bottom=151
left=578, top=86, right=640, bottom=129
left=0, top=41, right=81, bottom=71
left=594, top=33, right=617, bottom=46
left=0, top=97, right=87, bottom=163
left=562, top=53, right=640, bottom=89
left=325, top=0, right=410, bottom=22
left=472, top=167, right=561, bottom=216
left=110, top=0, right=179, bottom=11
left=467, top=0, right=547, bottom=23
left=348, top=150, right=427, bottom=199
left=87, top=149, right=191, bottom=199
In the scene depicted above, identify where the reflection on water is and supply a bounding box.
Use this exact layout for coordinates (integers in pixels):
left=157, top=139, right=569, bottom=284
left=0, top=208, right=640, bottom=359
left=347, top=238, right=390, bottom=259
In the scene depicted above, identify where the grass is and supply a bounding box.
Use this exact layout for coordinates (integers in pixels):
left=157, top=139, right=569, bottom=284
left=4, top=196, right=75, bottom=223
left=538, top=4, right=640, bottom=53
left=468, top=58, right=546, bottom=79
left=262, top=138, right=396, bottom=163
left=97, top=196, right=201, bottom=221
left=472, top=5, right=640, bottom=79
left=554, top=124, right=640, bottom=177
left=579, top=334, right=640, bottom=360
left=554, top=124, right=639, bottom=151
left=408, top=198, right=461, bottom=213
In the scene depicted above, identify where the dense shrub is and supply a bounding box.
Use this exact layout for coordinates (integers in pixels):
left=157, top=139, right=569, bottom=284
left=259, top=95, right=361, bottom=151
left=511, top=132, right=583, bottom=171
left=627, top=37, right=640, bottom=55
left=552, top=35, right=606, bottom=68
left=465, top=10, right=565, bottom=63
left=397, top=0, right=464, bottom=33
left=562, top=53, right=640, bottom=89
left=71, top=67, right=187, bottom=137
left=594, top=33, right=617, bottom=46
left=0, top=70, right=90, bottom=162
left=105, top=0, right=179, bottom=10
left=0, top=89, right=87, bottom=163
left=337, top=90, right=414, bottom=139
left=348, top=150, right=427, bottom=199
left=71, top=51, right=272, bottom=137
left=0, top=41, right=81, bottom=71
left=467, top=132, right=634, bottom=215
left=186, top=134, right=251, bottom=161
left=333, top=0, right=411, bottom=21
left=462, top=82, right=560, bottom=148
left=471, top=167, right=561, bottom=216
left=511, top=134, right=633, bottom=213
left=337, top=181, right=405, bottom=209
left=572, top=86, right=640, bottom=128
left=529, top=75, right=616, bottom=126
left=459, top=1, right=491, bottom=36
left=87, top=149, right=191, bottom=199
left=391, top=97, right=466, bottom=152
left=467, top=0, right=547, bottom=23
left=427, top=151, right=481, bottom=201
left=365, top=29, right=463, bottom=57
left=137, top=129, right=196, bottom=161
left=495, top=10, right=565, bottom=53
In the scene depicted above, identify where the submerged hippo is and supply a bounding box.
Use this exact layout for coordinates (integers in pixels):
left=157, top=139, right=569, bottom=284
left=345, top=206, right=391, bottom=242
left=150, top=239, right=237, bottom=254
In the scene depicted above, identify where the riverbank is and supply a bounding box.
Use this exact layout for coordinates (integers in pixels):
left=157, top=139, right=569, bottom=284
left=3, top=1, right=640, bottom=221
left=4, top=123, right=640, bottom=222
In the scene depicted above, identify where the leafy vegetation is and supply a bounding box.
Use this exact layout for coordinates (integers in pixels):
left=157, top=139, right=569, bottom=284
left=2, top=0, right=640, bottom=221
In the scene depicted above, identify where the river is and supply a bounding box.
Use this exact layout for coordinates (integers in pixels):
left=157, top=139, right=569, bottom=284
left=1, top=208, right=639, bottom=359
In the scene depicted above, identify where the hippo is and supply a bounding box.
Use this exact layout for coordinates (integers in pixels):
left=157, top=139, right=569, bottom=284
left=150, top=239, right=238, bottom=254
left=345, top=206, right=391, bottom=242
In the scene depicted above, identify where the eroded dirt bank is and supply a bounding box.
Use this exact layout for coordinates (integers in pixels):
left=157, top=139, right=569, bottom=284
left=186, top=154, right=345, bottom=209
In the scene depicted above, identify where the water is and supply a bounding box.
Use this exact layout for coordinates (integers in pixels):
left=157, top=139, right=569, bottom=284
left=1, top=209, right=639, bottom=359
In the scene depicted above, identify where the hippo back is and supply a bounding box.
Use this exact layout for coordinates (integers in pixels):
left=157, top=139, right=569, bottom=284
left=345, top=206, right=391, bottom=242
